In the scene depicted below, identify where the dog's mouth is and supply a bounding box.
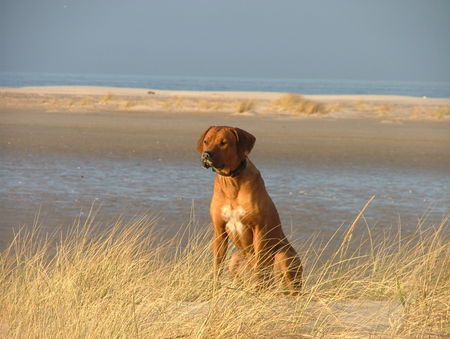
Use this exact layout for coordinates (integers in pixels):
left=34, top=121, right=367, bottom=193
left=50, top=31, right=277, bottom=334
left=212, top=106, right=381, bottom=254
left=201, top=158, right=213, bottom=169
left=201, top=158, right=224, bottom=171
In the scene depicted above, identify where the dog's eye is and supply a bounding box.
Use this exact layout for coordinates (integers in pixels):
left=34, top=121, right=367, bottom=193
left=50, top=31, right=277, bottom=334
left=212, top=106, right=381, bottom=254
left=203, top=140, right=208, bottom=145
left=220, top=140, right=227, bottom=146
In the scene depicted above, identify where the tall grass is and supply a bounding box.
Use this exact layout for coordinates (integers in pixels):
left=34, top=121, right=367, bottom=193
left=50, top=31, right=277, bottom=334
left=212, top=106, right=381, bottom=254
left=272, top=93, right=323, bottom=114
left=233, top=100, right=255, bottom=114
left=0, top=205, right=448, bottom=337
left=432, top=106, right=450, bottom=119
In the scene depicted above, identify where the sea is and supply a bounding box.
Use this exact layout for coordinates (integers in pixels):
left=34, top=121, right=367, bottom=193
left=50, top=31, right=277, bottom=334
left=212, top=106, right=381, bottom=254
left=1, top=71, right=450, bottom=98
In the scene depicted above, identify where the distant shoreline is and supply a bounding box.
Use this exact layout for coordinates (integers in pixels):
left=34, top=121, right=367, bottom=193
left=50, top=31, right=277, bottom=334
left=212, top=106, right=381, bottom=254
left=1, top=72, right=449, bottom=98
left=1, top=85, right=449, bottom=121
left=2, top=85, right=450, bottom=101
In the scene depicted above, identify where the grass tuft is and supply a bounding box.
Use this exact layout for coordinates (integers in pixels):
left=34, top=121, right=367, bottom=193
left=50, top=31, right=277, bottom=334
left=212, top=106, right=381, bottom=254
left=272, top=93, right=322, bottom=114
left=98, top=94, right=114, bottom=104
left=233, top=100, right=255, bottom=114
left=431, top=105, right=450, bottom=119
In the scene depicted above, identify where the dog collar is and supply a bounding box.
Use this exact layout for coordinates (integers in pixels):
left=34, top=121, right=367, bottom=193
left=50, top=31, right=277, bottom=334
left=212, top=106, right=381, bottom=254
left=213, top=159, right=247, bottom=178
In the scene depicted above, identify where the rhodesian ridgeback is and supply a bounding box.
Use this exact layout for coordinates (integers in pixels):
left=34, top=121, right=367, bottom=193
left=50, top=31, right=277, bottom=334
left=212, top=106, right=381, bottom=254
left=197, top=126, right=303, bottom=293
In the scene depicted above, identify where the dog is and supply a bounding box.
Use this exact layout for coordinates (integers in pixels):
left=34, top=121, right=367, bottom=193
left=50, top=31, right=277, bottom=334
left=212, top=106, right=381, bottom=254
left=197, top=126, right=302, bottom=293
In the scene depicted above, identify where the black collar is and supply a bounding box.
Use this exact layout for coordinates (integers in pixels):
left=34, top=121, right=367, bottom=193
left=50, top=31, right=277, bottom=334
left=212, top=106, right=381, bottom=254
left=213, top=159, right=247, bottom=178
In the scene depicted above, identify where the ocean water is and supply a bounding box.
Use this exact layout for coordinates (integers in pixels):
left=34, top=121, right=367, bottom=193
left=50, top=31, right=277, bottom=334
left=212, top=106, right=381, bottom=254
left=1, top=71, right=450, bottom=98
left=1, top=152, right=448, bottom=249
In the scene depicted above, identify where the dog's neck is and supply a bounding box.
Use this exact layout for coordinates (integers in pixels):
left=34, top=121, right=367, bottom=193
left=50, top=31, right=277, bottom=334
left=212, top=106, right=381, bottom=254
left=213, top=158, right=247, bottom=178
left=215, top=159, right=261, bottom=200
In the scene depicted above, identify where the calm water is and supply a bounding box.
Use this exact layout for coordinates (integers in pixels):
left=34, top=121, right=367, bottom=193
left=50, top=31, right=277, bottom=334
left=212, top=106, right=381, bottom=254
left=1, top=152, right=448, bottom=248
left=1, top=71, right=450, bottom=98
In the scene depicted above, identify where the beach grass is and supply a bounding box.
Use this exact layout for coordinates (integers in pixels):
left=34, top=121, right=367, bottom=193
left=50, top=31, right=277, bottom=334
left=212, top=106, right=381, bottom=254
left=233, top=100, right=255, bottom=114
left=1, top=203, right=448, bottom=338
left=271, top=93, right=323, bottom=114
left=432, top=106, right=450, bottom=119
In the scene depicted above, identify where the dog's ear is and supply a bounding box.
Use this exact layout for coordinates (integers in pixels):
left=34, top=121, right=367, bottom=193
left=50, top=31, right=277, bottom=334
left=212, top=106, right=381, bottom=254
left=232, top=127, right=256, bottom=158
left=196, top=126, right=214, bottom=153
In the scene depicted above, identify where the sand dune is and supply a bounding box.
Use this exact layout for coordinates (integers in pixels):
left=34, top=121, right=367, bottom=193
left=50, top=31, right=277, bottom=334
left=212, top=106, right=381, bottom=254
left=1, top=85, right=449, bottom=120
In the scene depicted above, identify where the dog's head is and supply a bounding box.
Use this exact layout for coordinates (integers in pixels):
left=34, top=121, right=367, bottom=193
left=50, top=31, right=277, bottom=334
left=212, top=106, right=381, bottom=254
left=196, top=126, right=256, bottom=171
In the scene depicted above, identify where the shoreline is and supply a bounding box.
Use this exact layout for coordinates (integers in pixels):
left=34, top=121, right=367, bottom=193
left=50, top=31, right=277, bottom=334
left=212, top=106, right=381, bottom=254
left=1, top=85, right=450, bottom=121
left=2, top=84, right=450, bottom=101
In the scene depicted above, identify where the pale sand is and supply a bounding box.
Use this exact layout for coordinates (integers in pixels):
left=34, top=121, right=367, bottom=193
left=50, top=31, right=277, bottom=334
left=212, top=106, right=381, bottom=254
left=1, top=85, right=449, bottom=120
left=2, top=85, right=449, bottom=104
left=163, top=299, right=402, bottom=336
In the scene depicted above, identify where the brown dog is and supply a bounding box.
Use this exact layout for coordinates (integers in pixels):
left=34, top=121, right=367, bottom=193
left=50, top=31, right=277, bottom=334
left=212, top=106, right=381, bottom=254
left=197, top=126, right=302, bottom=293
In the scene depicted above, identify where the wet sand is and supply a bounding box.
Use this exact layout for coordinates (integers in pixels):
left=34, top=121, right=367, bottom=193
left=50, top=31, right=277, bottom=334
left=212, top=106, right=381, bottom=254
left=1, top=86, right=449, bottom=166
left=1, top=107, right=450, bottom=170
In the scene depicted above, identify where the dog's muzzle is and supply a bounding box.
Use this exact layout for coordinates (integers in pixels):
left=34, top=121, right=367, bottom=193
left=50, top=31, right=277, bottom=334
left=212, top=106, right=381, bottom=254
left=201, top=151, right=214, bottom=169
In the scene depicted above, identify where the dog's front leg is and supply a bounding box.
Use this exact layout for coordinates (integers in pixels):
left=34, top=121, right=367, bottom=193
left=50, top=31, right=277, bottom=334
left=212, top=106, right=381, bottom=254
left=212, top=227, right=228, bottom=279
left=252, top=226, right=274, bottom=287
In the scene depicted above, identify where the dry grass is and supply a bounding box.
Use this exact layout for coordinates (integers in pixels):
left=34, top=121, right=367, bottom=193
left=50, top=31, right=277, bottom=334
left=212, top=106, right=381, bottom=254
left=353, top=100, right=372, bottom=111
left=323, top=102, right=342, bottom=113
left=159, top=96, right=186, bottom=110
left=119, top=100, right=136, bottom=110
left=272, top=93, right=323, bottom=114
left=79, top=96, right=95, bottom=106
left=196, top=99, right=218, bottom=111
left=0, top=201, right=448, bottom=338
left=98, top=94, right=115, bottom=104
left=412, top=105, right=426, bottom=119
left=2, top=91, right=449, bottom=121
left=233, top=100, right=255, bottom=114
left=352, top=101, right=450, bottom=120
left=431, top=105, right=450, bottom=119
left=377, top=104, right=391, bottom=117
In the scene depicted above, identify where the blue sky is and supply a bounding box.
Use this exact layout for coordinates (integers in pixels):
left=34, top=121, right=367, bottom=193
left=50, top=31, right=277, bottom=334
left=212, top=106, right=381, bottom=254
left=1, top=0, right=449, bottom=81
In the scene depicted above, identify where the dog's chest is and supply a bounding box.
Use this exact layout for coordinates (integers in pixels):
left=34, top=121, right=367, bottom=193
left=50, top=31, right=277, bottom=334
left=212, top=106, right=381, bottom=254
left=221, top=205, right=246, bottom=236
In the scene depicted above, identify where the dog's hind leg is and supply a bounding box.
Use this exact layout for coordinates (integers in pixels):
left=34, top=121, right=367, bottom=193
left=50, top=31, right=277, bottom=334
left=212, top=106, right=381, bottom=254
left=274, top=249, right=303, bottom=295
left=228, top=251, right=252, bottom=281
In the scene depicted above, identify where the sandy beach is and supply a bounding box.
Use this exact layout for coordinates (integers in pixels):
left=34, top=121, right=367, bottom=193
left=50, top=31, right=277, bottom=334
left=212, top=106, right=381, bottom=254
left=1, top=86, right=450, bottom=166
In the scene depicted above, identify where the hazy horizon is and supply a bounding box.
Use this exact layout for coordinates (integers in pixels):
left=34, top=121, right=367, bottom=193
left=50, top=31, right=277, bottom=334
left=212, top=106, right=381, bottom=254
left=1, top=0, right=449, bottom=83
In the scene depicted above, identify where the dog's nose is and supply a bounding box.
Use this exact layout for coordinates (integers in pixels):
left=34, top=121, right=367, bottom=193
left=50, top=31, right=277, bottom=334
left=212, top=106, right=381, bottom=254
left=202, top=151, right=213, bottom=160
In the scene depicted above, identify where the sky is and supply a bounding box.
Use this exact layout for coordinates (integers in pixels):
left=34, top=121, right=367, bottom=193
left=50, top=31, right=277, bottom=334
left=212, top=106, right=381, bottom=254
left=1, top=0, right=449, bottom=82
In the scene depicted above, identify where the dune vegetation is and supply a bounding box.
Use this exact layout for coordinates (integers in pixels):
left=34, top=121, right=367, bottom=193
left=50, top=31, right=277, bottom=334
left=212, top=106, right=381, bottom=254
left=2, top=88, right=450, bottom=121
left=0, top=203, right=449, bottom=338
left=271, top=93, right=323, bottom=115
